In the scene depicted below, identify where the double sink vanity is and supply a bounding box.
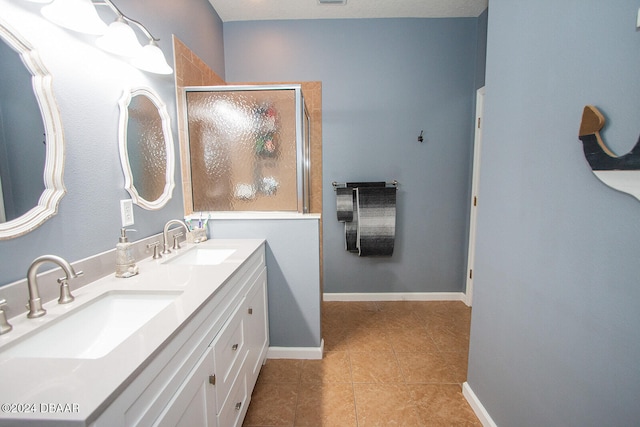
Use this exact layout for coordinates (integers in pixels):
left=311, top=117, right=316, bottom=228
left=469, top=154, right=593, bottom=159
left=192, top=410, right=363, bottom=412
left=0, top=238, right=268, bottom=426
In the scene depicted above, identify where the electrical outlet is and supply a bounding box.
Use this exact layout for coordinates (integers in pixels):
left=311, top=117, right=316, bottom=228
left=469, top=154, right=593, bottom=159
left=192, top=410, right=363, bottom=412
left=120, top=199, right=134, bottom=227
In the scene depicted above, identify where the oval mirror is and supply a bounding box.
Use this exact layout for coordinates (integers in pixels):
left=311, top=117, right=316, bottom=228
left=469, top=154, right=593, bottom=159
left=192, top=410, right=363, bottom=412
left=118, top=87, right=175, bottom=210
left=0, top=18, right=65, bottom=240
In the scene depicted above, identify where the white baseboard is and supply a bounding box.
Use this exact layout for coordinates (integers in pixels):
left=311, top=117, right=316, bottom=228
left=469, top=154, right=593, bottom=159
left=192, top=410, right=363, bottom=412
left=463, top=382, right=497, bottom=427
left=267, top=339, right=324, bottom=360
left=323, top=292, right=466, bottom=302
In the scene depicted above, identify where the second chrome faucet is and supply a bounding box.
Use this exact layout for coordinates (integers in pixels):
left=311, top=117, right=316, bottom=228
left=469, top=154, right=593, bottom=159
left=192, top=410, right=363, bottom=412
left=162, top=219, right=189, bottom=254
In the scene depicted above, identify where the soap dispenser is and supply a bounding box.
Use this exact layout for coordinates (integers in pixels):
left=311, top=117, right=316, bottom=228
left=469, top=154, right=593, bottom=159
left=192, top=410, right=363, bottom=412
left=116, top=228, right=139, bottom=278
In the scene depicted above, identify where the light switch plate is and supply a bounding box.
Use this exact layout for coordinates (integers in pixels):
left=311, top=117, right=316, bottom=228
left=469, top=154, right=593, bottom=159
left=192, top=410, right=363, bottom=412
left=120, top=199, right=134, bottom=227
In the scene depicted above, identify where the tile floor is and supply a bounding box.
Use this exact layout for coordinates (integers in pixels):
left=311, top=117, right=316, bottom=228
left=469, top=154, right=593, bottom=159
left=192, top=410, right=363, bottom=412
left=243, top=300, right=481, bottom=426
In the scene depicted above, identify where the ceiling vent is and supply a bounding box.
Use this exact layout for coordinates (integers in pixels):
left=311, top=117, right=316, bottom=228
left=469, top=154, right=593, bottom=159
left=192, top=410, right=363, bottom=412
left=318, top=0, right=347, bottom=4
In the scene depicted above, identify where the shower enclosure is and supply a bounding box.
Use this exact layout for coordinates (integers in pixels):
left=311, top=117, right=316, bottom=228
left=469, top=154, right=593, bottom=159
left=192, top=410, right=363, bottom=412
left=183, top=85, right=311, bottom=213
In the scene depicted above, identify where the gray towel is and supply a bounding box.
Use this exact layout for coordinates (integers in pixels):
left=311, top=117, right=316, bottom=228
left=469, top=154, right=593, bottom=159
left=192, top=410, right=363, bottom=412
left=356, top=187, right=396, bottom=256
left=336, top=187, right=354, bottom=222
left=345, top=199, right=358, bottom=252
left=343, top=183, right=385, bottom=251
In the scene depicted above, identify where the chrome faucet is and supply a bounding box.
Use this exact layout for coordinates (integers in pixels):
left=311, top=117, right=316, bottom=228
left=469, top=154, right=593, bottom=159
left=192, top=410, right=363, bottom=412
left=26, top=255, right=83, bottom=319
left=162, top=220, right=188, bottom=254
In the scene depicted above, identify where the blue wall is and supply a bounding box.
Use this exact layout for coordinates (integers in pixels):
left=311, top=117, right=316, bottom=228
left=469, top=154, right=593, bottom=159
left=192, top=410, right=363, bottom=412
left=467, top=1, right=640, bottom=425
left=0, top=0, right=223, bottom=285
left=211, top=218, right=322, bottom=348
left=224, top=18, right=482, bottom=294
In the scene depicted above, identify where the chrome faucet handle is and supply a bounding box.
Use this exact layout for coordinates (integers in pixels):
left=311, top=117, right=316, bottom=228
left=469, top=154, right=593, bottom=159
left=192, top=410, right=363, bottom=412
left=0, top=299, right=13, bottom=335
left=172, top=232, right=184, bottom=250
left=56, top=277, right=75, bottom=304
left=55, top=270, right=82, bottom=305
left=147, top=241, right=162, bottom=259
left=68, top=270, right=84, bottom=280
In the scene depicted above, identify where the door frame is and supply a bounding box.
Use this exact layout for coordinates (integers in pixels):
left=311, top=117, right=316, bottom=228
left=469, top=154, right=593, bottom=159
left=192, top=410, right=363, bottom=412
left=465, top=86, right=484, bottom=307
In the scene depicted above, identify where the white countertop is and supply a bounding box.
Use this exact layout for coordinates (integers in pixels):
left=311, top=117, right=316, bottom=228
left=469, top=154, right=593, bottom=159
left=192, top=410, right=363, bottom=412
left=0, top=239, right=265, bottom=425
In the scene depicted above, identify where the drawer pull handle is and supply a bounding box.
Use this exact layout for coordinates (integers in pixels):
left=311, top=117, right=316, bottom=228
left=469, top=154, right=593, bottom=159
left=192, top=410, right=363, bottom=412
left=235, top=401, right=242, bottom=411
left=208, top=374, right=216, bottom=385
left=231, top=343, right=238, bottom=351
left=248, top=307, right=253, bottom=315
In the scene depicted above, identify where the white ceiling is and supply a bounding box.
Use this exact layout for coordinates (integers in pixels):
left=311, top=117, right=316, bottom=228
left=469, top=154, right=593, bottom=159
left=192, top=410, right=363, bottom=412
left=208, top=0, right=488, bottom=22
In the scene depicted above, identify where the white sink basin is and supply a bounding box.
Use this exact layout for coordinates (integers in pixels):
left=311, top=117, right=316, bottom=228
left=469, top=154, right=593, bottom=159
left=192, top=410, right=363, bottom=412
left=1, top=291, right=180, bottom=359
left=164, top=248, right=236, bottom=266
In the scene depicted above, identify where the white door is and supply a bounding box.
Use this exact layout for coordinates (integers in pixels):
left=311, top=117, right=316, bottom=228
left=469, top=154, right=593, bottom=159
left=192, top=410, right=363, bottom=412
left=465, top=86, right=484, bottom=306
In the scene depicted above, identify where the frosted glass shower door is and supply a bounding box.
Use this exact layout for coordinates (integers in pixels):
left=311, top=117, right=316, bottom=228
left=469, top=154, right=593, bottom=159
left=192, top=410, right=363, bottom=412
left=185, top=85, right=308, bottom=212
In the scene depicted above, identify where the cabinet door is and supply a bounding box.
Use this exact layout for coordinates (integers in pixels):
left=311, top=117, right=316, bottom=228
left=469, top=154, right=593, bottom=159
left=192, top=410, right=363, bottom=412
left=245, top=268, right=268, bottom=390
left=154, top=346, right=216, bottom=427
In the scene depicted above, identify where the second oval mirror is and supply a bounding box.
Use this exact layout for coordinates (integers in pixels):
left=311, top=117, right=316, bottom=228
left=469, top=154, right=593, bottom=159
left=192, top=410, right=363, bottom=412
left=118, top=87, right=175, bottom=210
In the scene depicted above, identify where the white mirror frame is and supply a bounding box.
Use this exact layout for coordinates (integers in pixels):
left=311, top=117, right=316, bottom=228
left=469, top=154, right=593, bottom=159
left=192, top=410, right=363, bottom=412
left=0, top=18, right=65, bottom=240
left=118, top=86, right=175, bottom=210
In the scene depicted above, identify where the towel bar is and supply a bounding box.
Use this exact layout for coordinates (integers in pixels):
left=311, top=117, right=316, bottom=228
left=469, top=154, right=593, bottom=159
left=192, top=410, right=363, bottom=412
left=332, top=180, right=398, bottom=190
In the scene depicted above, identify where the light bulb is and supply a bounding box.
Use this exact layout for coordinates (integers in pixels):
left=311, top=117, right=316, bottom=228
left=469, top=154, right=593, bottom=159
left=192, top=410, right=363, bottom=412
left=131, top=41, right=173, bottom=74
left=96, top=18, right=143, bottom=57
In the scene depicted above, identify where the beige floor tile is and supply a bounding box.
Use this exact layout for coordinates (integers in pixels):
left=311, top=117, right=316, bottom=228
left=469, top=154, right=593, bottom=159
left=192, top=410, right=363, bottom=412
left=243, top=382, right=299, bottom=426
left=322, top=313, right=347, bottom=330
left=428, top=325, right=470, bottom=353
left=350, top=351, right=403, bottom=383
left=396, top=352, right=458, bottom=384
left=257, top=359, right=303, bottom=384
left=323, top=301, right=381, bottom=330
left=409, top=384, right=482, bottom=426
left=301, top=351, right=352, bottom=383
left=246, top=300, right=479, bottom=426
left=348, top=327, right=394, bottom=352
left=413, top=302, right=471, bottom=329
left=324, top=301, right=379, bottom=314
left=428, top=314, right=471, bottom=333
left=375, top=300, right=430, bottom=313
left=389, top=327, right=440, bottom=353
left=294, top=382, right=357, bottom=426
left=353, top=383, right=422, bottom=426
left=322, top=327, right=351, bottom=352
left=374, top=310, right=425, bottom=330
left=442, top=351, right=469, bottom=384
left=342, top=309, right=384, bottom=330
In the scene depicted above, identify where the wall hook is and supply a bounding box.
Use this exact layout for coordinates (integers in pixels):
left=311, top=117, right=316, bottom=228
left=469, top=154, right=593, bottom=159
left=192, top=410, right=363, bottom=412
left=418, top=130, right=424, bottom=143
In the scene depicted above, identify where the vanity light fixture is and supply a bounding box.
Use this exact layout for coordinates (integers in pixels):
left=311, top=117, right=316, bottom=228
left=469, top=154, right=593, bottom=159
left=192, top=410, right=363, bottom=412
left=41, top=0, right=108, bottom=35
left=96, top=16, right=144, bottom=57
left=39, top=0, right=173, bottom=74
left=130, top=40, right=173, bottom=75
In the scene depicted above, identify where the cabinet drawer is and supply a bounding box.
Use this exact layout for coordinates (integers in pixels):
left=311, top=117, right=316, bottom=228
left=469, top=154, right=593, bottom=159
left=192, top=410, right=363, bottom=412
left=217, top=371, right=248, bottom=427
left=212, top=304, right=247, bottom=412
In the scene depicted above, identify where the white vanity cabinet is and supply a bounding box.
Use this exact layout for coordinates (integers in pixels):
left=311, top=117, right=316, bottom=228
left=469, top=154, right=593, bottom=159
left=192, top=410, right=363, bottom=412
left=92, top=243, right=268, bottom=427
